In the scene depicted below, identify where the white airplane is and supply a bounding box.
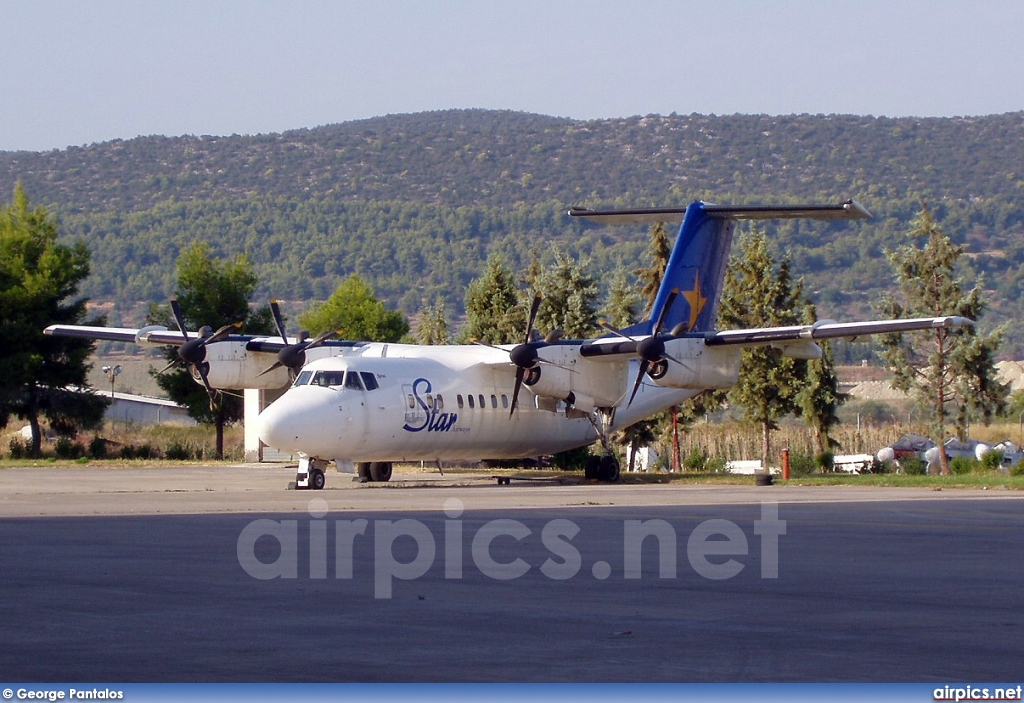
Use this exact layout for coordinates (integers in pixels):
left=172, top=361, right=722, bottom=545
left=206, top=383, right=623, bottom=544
left=46, top=200, right=973, bottom=489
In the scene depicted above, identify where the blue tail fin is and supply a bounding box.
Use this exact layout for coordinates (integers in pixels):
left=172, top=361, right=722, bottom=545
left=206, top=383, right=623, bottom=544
left=568, top=200, right=871, bottom=336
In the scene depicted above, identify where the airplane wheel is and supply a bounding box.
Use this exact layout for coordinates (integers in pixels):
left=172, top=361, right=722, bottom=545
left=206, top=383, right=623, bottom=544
left=357, top=462, right=372, bottom=481
left=370, top=461, right=393, bottom=482
left=310, top=468, right=326, bottom=490
left=600, top=455, right=620, bottom=483
left=584, top=456, right=601, bottom=480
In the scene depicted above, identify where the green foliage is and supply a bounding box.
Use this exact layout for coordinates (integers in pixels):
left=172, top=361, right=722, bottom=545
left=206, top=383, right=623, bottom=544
left=88, top=435, right=108, bottom=459
left=900, top=456, right=928, bottom=475
left=0, top=184, right=108, bottom=456
left=297, top=274, right=409, bottom=342
left=459, top=255, right=524, bottom=344
left=414, top=298, right=451, bottom=345
left=787, top=451, right=817, bottom=477
left=950, top=456, right=976, bottom=475
left=532, top=249, right=600, bottom=339
left=54, top=436, right=84, bottom=459
left=551, top=444, right=591, bottom=471
left=150, top=240, right=274, bottom=458
left=876, top=204, right=1009, bottom=474
left=719, top=226, right=808, bottom=467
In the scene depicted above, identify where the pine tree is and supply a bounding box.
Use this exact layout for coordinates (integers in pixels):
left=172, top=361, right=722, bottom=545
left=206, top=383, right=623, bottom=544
left=533, top=249, right=599, bottom=339
left=719, top=225, right=807, bottom=469
left=877, top=204, right=1007, bottom=475
left=459, top=254, right=524, bottom=344
left=415, top=297, right=451, bottom=345
left=797, top=301, right=847, bottom=463
left=634, top=221, right=671, bottom=315
left=0, top=184, right=108, bottom=456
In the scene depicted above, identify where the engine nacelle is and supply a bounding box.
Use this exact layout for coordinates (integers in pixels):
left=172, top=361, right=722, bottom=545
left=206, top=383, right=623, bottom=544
left=650, top=338, right=741, bottom=390
left=521, top=345, right=626, bottom=408
left=196, top=341, right=292, bottom=390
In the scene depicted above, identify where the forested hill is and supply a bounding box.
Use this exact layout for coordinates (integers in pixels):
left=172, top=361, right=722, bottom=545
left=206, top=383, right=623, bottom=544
left=3, top=110, right=1024, bottom=212
left=2, top=109, right=1023, bottom=355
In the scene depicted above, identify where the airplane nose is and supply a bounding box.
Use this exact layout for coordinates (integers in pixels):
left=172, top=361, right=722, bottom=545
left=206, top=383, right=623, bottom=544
left=255, top=390, right=318, bottom=453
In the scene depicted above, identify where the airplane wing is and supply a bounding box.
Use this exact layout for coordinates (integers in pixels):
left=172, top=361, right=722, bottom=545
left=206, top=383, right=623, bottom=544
left=704, top=316, right=974, bottom=347
left=43, top=324, right=206, bottom=346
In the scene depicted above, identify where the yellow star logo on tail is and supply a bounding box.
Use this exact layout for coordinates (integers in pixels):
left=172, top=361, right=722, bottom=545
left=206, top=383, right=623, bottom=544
left=681, top=273, right=707, bottom=330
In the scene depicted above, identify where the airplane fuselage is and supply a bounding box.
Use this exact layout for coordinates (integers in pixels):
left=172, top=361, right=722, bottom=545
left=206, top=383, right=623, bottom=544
left=255, top=342, right=700, bottom=464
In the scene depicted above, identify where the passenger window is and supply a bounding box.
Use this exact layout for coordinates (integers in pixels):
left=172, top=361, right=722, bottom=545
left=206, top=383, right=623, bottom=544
left=407, top=394, right=415, bottom=409
left=490, top=394, right=497, bottom=409
left=468, top=395, right=475, bottom=409
left=426, top=394, right=434, bottom=409
left=436, top=394, right=444, bottom=410
left=457, top=395, right=464, bottom=409
left=501, top=394, right=509, bottom=409
left=478, top=395, right=485, bottom=410
left=360, top=372, right=379, bottom=391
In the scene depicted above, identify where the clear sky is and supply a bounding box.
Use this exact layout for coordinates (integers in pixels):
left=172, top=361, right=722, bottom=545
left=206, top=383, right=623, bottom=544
left=3, top=0, right=1022, bottom=152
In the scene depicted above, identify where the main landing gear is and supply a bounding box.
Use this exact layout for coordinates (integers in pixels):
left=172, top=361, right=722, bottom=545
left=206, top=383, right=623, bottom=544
left=584, top=454, right=621, bottom=482
left=294, top=458, right=394, bottom=489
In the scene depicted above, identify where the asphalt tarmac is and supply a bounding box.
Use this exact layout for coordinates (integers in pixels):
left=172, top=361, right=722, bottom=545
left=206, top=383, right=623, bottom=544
left=1, top=465, right=1022, bottom=682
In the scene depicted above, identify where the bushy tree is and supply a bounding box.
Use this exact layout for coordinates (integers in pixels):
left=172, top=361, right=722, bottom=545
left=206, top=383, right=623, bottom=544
left=877, top=204, right=1007, bottom=474
left=0, top=184, right=108, bottom=456
left=150, top=241, right=274, bottom=459
left=298, top=274, right=409, bottom=342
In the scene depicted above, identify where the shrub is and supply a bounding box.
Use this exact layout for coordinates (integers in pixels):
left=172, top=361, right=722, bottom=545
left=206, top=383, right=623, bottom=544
left=950, top=456, right=976, bottom=475
left=88, top=436, right=108, bottom=459
left=787, top=451, right=817, bottom=477
left=816, top=451, right=835, bottom=472
left=899, top=456, right=927, bottom=475
left=552, top=445, right=591, bottom=471
left=54, top=437, right=85, bottom=459
left=683, top=448, right=710, bottom=472
left=8, top=437, right=29, bottom=459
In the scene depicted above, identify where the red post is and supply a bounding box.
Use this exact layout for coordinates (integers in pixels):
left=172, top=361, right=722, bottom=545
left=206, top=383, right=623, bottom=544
left=781, top=448, right=791, bottom=481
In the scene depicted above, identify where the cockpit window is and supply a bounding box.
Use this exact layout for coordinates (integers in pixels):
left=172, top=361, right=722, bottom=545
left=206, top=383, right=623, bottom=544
left=297, top=369, right=378, bottom=390
left=360, top=372, right=379, bottom=391
left=307, top=370, right=345, bottom=387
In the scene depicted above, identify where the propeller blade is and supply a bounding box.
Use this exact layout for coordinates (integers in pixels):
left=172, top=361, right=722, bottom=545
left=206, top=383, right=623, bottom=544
left=269, top=300, right=289, bottom=342
left=598, top=319, right=637, bottom=342
left=627, top=360, right=650, bottom=408
left=305, top=329, right=340, bottom=350
left=169, top=297, right=190, bottom=343
left=509, top=366, right=526, bottom=417
left=205, top=321, right=243, bottom=344
left=257, top=360, right=285, bottom=378
left=524, top=293, right=542, bottom=344
left=653, top=288, right=679, bottom=336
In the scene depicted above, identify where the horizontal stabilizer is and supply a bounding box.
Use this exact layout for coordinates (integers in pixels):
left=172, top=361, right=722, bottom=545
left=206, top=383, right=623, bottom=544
left=568, top=200, right=871, bottom=225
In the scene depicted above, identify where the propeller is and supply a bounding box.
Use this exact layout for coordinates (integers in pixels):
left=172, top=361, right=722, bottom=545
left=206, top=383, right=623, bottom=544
left=601, top=288, right=689, bottom=407
left=506, top=293, right=545, bottom=417
left=160, top=297, right=242, bottom=408
left=473, top=293, right=551, bottom=417
left=257, top=299, right=339, bottom=379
